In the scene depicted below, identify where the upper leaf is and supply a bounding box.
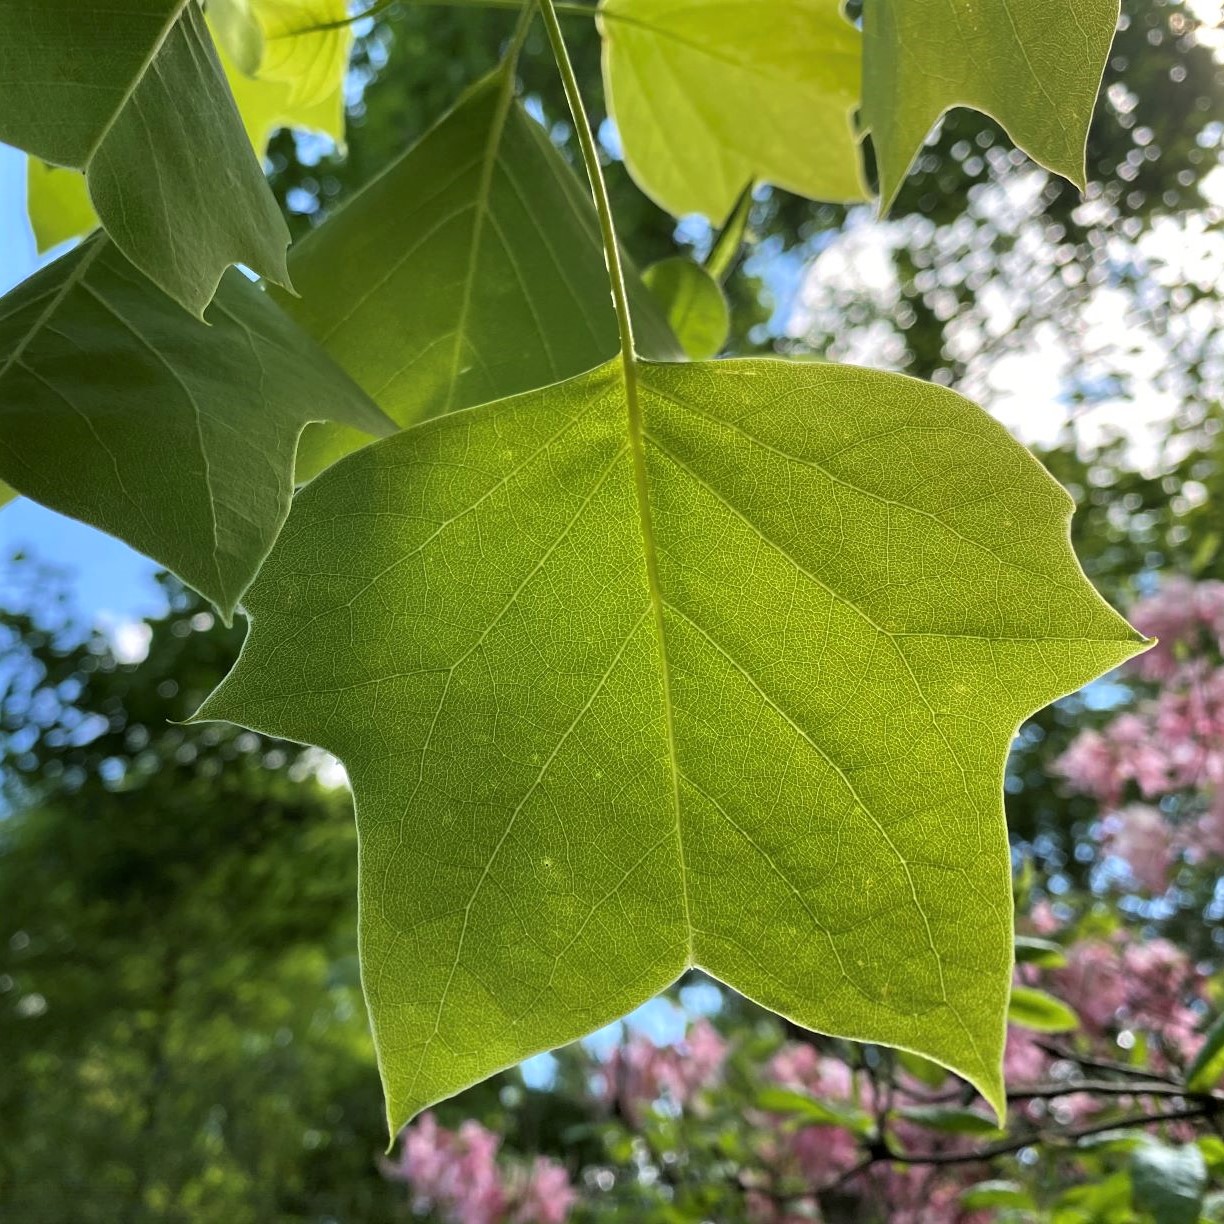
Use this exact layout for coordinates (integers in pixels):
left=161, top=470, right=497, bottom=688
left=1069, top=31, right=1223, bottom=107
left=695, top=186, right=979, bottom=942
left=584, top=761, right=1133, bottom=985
left=198, top=356, right=1146, bottom=1131
left=281, top=68, right=679, bottom=481
left=599, top=0, right=866, bottom=222
left=0, top=235, right=394, bottom=622
left=0, top=0, right=291, bottom=316
left=862, top=0, right=1120, bottom=210
left=22, top=9, right=349, bottom=258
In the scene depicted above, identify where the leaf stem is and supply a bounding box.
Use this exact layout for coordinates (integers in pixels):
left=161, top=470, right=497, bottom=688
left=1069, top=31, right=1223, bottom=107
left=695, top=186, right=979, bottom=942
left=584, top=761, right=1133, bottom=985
left=705, top=181, right=753, bottom=284
left=536, top=0, right=635, bottom=360
left=276, top=0, right=596, bottom=39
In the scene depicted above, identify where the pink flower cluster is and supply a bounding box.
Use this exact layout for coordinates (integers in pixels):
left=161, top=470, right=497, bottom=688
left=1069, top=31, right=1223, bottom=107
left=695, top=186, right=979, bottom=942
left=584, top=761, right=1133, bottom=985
left=384, top=1114, right=577, bottom=1224
left=599, top=1018, right=727, bottom=1124
left=1055, top=580, right=1224, bottom=892
left=1051, top=936, right=1203, bottom=1059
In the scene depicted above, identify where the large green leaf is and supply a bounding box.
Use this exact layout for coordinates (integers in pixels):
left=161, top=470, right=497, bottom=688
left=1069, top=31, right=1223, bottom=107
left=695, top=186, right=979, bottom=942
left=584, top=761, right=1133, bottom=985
left=0, top=0, right=291, bottom=316
left=862, top=0, right=1120, bottom=210
left=199, top=356, right=1145, bottom=1130
left=282, top=68, right=678, bottom=482
left=599, top=0, right=866, bottom=222
left=0, top=235, right=394, bottom=622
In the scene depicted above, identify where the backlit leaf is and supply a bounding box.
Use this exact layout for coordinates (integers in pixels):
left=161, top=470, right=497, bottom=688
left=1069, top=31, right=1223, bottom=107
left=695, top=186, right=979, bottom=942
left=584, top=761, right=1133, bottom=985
left=0, top=0, right=291, bottom=317
left=643, top=258, right=729, bottom=361
left=282, top=69, right=678, bottom=481
left=253, top=0, right=352, bottom=107
left=1008, top=985, right=1080, bottom=1033
left=757, top=1087, right=874, bottom=1135
left=0, top=235, right=394, bottom=622
left=599, top=0, right=866, bottom=222
left=862, top=0, right=1120, bottom=210
left=1014, top=934, right=1067, bottom=968
left=198, top=356, right=1145, bottom=1131
left=25, top=162, right=97, bottom=254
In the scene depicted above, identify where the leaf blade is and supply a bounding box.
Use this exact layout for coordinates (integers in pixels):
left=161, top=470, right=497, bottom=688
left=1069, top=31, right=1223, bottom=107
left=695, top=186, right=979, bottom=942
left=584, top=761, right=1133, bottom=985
left=862, top=0, right=1120, bottom=210
left=198, top=357, right=1146, bottom=1130
left=600, top=0, right=866, bottom=222
left=0, top=235, right=394, bottom=621
left=0, top=0, right=291, bottom=315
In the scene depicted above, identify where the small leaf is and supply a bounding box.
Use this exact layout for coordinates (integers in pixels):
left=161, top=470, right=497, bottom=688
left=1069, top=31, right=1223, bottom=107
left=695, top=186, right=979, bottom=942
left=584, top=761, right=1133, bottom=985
left=281, top=68, right=678, bottom=481
left=1131, top=1140, right=1208, bottom=1224
left=1185, top=1012, right=1224, bottom=1093
left=0, top=0, right=291, bottom=316
left=960, top=1180, right=1036, bottom=1210
left=25, top=162, right=97, bottom=254
left=0, top=235, right=394, bottom=622
left=643, top=258, right=729, bottom=361
left=862, top=0, right=1120, bottom=210
left=1008, top=986, right=1080, bottom=1033
left=757, top=1087, right=874, bottom=1135
left=199, top=356, right=1145, bottom=1131
left=897, top=1104, right=1004, bottom=1138
left=1014, top=935, right=1068, bottom=969
left=897, top=1049, right=950, bottom=1088
left=599, top=0, right=866, bottom=222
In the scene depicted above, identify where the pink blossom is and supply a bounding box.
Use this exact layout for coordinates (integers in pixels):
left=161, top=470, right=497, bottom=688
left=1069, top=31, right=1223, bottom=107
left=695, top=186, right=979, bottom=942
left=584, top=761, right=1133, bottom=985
left=1103, top=804, right=1175, bottom=893
left=600, top=1020, right=728, bottom=1123
left=386, top=1114, right=506, bottom=1224
left=1130, top=579, right=1224, bottom=680
left=1053, top=940, right=1127, bottom=1035
left=1003, top=1024, right=1049, bottom=1084
left=789, top=1122, right=860, bottom=1186
left=510, top=1157, right=578, bottom=1224
left=386, top=1116, right=577, bottom=1224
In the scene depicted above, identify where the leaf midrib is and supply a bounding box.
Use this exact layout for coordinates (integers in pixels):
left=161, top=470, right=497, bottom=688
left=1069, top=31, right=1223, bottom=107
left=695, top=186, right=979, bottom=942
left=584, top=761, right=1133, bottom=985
left=81, top=0, right=195, bottom=168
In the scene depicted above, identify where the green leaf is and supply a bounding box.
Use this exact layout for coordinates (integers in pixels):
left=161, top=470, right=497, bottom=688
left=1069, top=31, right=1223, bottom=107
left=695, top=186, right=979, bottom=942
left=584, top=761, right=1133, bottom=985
left=208, top=0, right=267, bottom=76
left=599, top=0, right=866, bottom=222
left=757, top=1087, right=874, bottom=1135
left=897, top=1048, right=950, bottom=1088
left=281, top=68, right=679, bottom=482
left=862, top=0, right=1120, bottom=210
left=897, top=1104, right=1004, bottom=1138
left=22, top=13, right=348, bottom=258
left=1185, top=1012, right=1224, bottom=1093
left=25, top=162, right=98, bottom=254
left=1008, top=985, right=1080, bottom=1033
left=0, top=482, right=14, bottom=510
left=250, top=0, right=352, bottom=107
left=0, top=234, right=394, bottom=622
left=643, top=259, right=729, bottom=361
left=0, top=0, right=291, bottom=316
left=1131, top=1141, right=1208, bottom=1224
left=198, top=354, right=1145, bottom=1131
left=961, top=1181, right=1036, bottom=1211
left=1014, top=935, right=1068, bottom=969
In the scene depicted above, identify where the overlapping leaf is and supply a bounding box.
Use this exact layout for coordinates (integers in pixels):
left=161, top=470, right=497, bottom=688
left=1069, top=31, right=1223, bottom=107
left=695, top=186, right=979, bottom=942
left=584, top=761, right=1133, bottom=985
left=0, top=235, right=394, bottom=621
left=199, top=356, right=1146, bottom=1130
left=282, top=68, right=679, bottom=480
left=862, top=0, right=1120, bottom=209
left=0, top=0, right=291, bottom=316
left=23, top=9, right=349, bottom=257
left=599, top=0, right=866, bottom=222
